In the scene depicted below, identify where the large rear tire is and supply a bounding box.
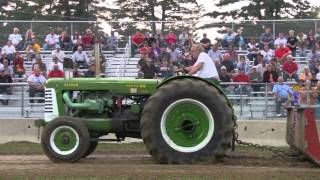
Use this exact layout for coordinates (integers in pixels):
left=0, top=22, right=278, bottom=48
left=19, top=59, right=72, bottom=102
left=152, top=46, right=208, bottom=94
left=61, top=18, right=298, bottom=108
left=83, top=141, right=98, bottom=158
left=141, top=79, right=234, bottom=164
left=41, top=117, right=90, bottom=163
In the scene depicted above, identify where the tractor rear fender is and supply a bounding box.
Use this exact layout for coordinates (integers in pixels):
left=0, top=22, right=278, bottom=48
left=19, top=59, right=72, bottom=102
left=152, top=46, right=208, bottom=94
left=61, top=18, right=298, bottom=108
left=157, top=75, right=237, bottom=122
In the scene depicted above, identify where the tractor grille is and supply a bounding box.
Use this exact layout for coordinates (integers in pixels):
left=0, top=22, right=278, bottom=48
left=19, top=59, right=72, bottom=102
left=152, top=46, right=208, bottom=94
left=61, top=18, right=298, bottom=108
left=44, top=89, right=54, bottom=113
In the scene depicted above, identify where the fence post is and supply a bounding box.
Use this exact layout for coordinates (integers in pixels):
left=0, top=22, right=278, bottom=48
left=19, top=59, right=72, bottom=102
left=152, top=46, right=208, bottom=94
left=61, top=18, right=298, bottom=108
left=128, top=36, right=131, bottom=57
left=20, top=85, right=25, bottom=117
left=272, top=21, right=276, bottom=40
left=240, top=84, right=243, bottom=116
left=264, top=83, right=268, bottom=120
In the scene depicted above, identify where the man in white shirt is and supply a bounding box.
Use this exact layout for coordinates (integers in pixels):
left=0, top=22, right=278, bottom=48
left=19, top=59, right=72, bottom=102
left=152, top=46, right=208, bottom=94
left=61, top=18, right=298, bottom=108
left=43, top=30, right=59, bottom=50
left=178, top=44, right=219, bottom=80
left=72, top=46, right=89, bottom=69
left=8, top=27, right=23, bottom=50
left=274, top=32, right=287, bottom=48
left=51, top=45, right=65, bottom=61
left=1, top=40, right=16, bottom=64
left=27, top=68, right=46, bottom=103
left=49, top=57, right=64, bottom=71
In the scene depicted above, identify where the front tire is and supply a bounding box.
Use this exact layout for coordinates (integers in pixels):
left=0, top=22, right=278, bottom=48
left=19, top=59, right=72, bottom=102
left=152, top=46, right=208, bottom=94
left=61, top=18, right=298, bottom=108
left=41, top=117, right=90, bottom=163
left=141, top=79, right=234, bottom=164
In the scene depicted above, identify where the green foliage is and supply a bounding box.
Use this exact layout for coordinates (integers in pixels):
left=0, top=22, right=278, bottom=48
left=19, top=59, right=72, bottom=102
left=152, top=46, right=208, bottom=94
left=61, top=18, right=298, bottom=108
left=207, top=0, right=315, bottom=20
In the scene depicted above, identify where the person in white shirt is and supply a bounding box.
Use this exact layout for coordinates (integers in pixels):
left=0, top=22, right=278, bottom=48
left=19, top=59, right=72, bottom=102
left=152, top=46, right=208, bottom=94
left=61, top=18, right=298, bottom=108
left=43, top=30, right=59, bottom=50
left=27, top=68, right=46, bottom=103
left=51, top=45, right=65, bottom=61
left=48, top=57, right=64, bottom=71
left=8, top=27, right=23, bottom=50
left=1, top=40, right=16, bottom=64
left=274, top=32, right=287, bottom=48
left=260, top=44, right=274, bottom=63
left=72, top=46, right=89, bottom=69
left=178, top=44, right=219, bottom=80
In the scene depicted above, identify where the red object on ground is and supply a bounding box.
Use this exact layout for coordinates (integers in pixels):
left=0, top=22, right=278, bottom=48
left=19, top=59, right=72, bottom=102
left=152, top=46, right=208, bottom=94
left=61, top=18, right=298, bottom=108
left=287, top=108, right=320, bottom=166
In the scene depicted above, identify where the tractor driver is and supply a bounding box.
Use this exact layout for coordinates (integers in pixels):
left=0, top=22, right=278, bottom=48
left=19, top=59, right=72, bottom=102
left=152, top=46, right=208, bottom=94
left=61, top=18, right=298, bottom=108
left=177, top=43, right=219, bottom=81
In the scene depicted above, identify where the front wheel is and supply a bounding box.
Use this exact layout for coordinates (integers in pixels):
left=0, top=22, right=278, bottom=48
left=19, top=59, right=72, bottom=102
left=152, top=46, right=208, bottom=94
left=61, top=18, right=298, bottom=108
left=41, top=117, right=90, bottom=163
left=141, top=79, right=234, bottom=164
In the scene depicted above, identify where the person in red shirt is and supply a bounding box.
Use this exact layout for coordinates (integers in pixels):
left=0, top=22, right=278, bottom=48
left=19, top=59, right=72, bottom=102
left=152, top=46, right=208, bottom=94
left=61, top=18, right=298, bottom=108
left=48, top=64, right=64, bottom=78
left=12, top=51, right=25, bottom=78
left=275, top=42, right=291, bottom=64
left=165, top=31, right=177, bottom=46
left=131, top=31, right=145, bottom=57
left=233, top=68, right=251, bottom=96
left=81, top=29, right=93, bottom=50
left=282, top=55, right=299, bottom=82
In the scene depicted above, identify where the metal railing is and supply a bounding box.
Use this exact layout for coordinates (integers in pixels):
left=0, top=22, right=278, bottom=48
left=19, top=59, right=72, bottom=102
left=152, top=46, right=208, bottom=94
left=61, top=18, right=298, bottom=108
left=116, top=42, right=131, bottom=78
left=0, top=81, right=317, bottom=119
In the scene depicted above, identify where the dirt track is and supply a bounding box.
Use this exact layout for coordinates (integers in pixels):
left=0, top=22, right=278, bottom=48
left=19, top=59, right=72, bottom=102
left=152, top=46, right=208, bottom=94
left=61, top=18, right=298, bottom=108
left=1, top=151, right=320, bottom=180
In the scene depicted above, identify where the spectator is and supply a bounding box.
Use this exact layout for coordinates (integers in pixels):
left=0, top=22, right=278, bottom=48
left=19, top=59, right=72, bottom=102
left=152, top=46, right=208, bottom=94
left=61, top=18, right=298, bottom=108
left=51, top=45, right=65, bottom=62
left=72, top=40, right=83, bottom=53
left=274, top=32, right=287, bottom=48
left=71, top=31, right=82, bottom=46
left=234, top=29, right=246, bottom=50
left=27, top=68, right=46, bottom=103
left=200, top=33, right=211, bottom=53
left=84, top=64, right=96, bottom=77
left=59, top=31, right=72, bottom=51
left=233, top=67, right=251, bottom=96
left=72, top=46, right=89, bottom=69
left=131, top=31, right=145, bottom=57
left=256, top=56, right=267, bottom=77
left=49, top=57, right=63, bottom=71
left=282, top=55, right=299, bottom=82
left=287, top=30, right=298, bottom=57
left=249, top=66, right=262, bottom=94
left=48, top=64, right=64, bottom=78
left=25, top=39, right=40, bottom=61
left=141, top=58, right=158, bottom=79
left=0, top=66, right=13, bottom=105
left=296, top=31, right=307, bottom=57
left=178, top=30, right=188, bottom=47
left=43, top=29, right=59, bottom=50
left=106, top=32, right=118, bottom=51
left=273, top=76, right=293, bottom=117
left=307, top=46, right=320, bottom=73
left=165, top=30, right=177, bottom=46
left=23, top=29, right=35, bottom=50
left=236, top=55, right=249, bottom=74
left=13, top=51, right=25, bottom=78
left=219, top=66, right=232, bottom=93
left=208, top=44, right=223, bottom=63
left=225, top=46, right=238, bottom=66
left=275, top=42, right=291, bottom=64
left=168, top=44, right=181, bottom=67
left=1, top=40, right=15, bottom=64
left=222, top=28, right=235, bottom=48
left=149, top=42, right=161, bottom=62
left=32, top=56, right=47, bottom=76
left=159, top=58, right=174, bottom=79
left=247, top=38, right=259, bottom=63
left=82, top=29, right=94, bottom=50
left=259, top=27, right=274, bottom=49
left=2, top=58, right=13, bottom=77
left=221, top=53, right=234, bottom=73
left=183, top=34, right=194, bottom=51
left=8, top=27, right=23, bottom=50
left=299, top=66, right=312, bottom=82
left=269, top=58, right=281, bottom=75
left=306, top=30, right=316, bottom=49
left=263, top=64, right=278, bottom=83
left=260, top=44, right=274, bottom=63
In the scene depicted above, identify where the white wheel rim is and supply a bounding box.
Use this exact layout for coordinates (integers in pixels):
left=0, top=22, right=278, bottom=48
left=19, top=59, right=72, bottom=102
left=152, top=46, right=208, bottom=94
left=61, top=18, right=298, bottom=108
left=49, top=126, right=80, bottom=156
left=160, top=98, right=215, bottom=153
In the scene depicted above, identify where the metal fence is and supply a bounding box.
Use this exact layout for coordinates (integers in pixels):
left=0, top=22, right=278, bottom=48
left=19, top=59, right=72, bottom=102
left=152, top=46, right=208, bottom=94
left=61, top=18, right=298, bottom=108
left=0, top=81, right=318, bottom=120
left=0, top=19, right=320, bottom=47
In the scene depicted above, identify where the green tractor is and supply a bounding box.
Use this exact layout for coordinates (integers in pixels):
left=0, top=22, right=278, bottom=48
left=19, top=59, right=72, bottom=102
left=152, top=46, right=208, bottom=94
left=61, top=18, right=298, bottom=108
left=37, top=46, right=236, bottom=164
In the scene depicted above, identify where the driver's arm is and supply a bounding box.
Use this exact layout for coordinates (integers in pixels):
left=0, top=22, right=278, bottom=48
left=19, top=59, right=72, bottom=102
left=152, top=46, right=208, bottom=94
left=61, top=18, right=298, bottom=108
left=189, top=62, right=203, bottom=75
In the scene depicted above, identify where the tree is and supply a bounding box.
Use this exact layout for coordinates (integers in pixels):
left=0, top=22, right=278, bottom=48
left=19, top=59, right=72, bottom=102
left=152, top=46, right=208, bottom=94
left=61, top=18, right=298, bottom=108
left=110, top=0, right=201, bottom=35
left=206, top=0, right=312, bottom=20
